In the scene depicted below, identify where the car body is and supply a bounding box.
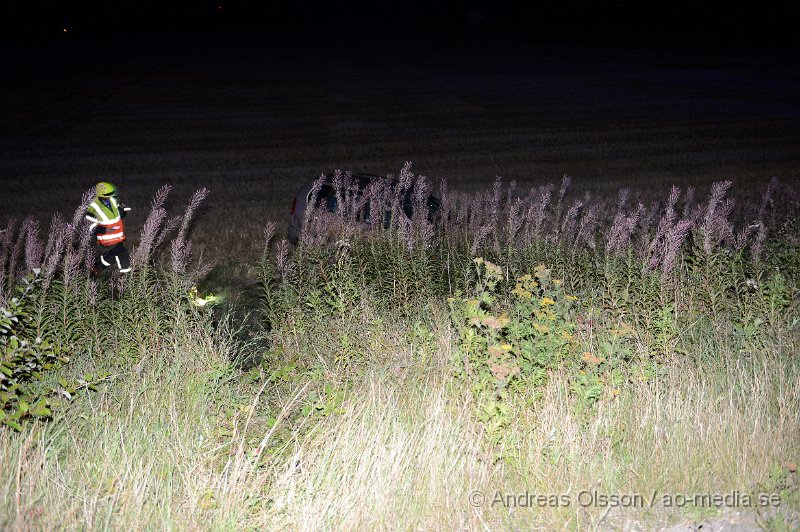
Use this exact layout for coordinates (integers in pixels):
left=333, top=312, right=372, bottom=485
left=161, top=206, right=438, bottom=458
left=287, top=172, right=440, bottom=245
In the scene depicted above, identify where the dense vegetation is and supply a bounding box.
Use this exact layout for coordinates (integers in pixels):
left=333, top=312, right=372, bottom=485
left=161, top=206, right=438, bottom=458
left=1, top=165, right=798, bottom=529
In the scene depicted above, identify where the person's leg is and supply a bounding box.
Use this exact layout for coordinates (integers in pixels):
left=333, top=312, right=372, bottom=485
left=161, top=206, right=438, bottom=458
left=97, top=247, right=113, bottom=270
left=97, top=244, right=130, bottom=274
left=111, top=244, right=131, bottom=273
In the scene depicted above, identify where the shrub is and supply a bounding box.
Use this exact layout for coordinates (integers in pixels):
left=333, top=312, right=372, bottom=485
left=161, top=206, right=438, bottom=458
left=0, top=275, right=64, bottom=430
left=449, top=258, right=578, bottom=445
left=0, top=273, right=108, bottom=430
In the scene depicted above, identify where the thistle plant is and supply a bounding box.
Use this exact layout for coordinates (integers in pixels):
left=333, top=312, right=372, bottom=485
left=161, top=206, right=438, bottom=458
left=132, top=184, right=172, bottom=269
left=700, top=180, right=734, bottom=256
left=171, top=188, right=209, bottom=273
left=606, top=202, right=643, bottom=255
left=273, top=164, right=797, bottom=326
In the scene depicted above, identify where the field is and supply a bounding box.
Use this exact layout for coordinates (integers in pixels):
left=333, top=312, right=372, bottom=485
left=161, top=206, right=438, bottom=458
left=3, top=40, right=799, bottom=262
left=1, top=40, right=799, bottom=529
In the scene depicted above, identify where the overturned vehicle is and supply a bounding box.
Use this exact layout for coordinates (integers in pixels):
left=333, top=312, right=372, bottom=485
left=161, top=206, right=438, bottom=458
left=287, top=171, right=441, bottom=246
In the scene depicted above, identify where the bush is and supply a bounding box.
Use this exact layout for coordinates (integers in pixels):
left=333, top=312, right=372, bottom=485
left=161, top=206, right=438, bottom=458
left=449, top=258, right=578, bottom=444
left=0, top=273, right=107, bottom=430
left=0, top=276, right=62, bottom=429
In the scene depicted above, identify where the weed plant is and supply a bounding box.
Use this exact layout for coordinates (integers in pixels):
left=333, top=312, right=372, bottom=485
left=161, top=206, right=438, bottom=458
left=0, top=165, right=798, bottom=529
left=253, top=164, right=798, bottom=525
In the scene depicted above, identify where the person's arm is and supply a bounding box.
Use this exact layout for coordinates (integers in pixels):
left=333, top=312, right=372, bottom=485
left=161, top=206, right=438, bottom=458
left=120, top=202, right=132, bottom=219
left=85, top=210, right=103, bottom=234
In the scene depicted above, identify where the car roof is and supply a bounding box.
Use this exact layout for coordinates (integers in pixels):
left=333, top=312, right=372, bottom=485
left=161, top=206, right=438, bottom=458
left=318, top=172, right=386, bottom=182
left=313, top=173, right=399, bottom=190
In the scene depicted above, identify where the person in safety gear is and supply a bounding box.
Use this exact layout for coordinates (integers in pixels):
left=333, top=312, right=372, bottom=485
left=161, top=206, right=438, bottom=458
left=86, top=181, right=132, bottom=274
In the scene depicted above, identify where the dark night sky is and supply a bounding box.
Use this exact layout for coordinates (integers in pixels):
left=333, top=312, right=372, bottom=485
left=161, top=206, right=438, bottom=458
left=3, top=1, right=796, bottom=51
left=1, top=0, right=797, bottom=206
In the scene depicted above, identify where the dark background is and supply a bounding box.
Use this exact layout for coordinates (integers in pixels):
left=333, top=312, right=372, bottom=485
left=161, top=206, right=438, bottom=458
left=1, top=1, right=798, bottom=266
left=2, top=1, right=796, bottom=50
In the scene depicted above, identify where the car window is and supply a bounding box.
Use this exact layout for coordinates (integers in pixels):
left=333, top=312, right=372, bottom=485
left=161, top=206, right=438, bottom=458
left=303, top=175, right=438, bottom=224
left=357, top=176, right=372, bottom=190
left=308, top=184, right=338, bottom=213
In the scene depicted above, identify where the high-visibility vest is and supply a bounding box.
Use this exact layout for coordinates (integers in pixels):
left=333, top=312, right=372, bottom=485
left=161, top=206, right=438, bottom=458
left=86, top=197, right=126, bottom=246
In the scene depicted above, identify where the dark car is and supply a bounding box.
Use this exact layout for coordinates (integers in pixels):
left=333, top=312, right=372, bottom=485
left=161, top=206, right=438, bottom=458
left=288, top=172, right=440, bottom=245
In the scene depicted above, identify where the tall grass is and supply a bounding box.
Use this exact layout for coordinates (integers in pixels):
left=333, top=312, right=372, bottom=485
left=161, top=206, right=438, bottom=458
left=1, top=336, right=796, bottom=529
left=1, top=166, right=798, bottom=529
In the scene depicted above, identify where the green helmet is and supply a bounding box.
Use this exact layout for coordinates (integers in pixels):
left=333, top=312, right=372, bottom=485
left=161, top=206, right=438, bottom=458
left=96, top=181, right=118, bottom=198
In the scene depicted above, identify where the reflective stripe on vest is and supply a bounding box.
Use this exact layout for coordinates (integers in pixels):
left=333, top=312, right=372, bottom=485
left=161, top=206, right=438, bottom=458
left=96, top=220, right=125, bottom=246
left=89, top=202, right=121, bottom=224
left=89, top=198, right=125, bottom=246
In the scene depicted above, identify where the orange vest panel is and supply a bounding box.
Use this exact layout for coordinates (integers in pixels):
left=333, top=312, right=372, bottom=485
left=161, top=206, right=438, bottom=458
left=97, top=219, right=126, bottom=246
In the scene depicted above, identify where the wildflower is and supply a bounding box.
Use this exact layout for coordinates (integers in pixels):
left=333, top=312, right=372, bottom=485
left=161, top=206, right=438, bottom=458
left=527, top=184, right=554, bottom=242
left=489, top=361, right=520, bottom=382
left=701, top=180, right=734, bottom=255
left=606, top=202, right=644, bottom=255
left=661, top=219, right=693, bottom=275
left=487, top=343, right=513, bottom=358
left=481, top=313, right=509, bottom=329
left=540, top=297, right=555, bottom=307
left=560, top=201, right=584, bottom=244
left=488, top=345, right=506, bottom=358
left=581, top=351, right=604, bottom=365
left=610, top=323, right=634, bottom=337
left=512, top=286, right=532, bottom=299
left=483, top=259, right=503, bottom=276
